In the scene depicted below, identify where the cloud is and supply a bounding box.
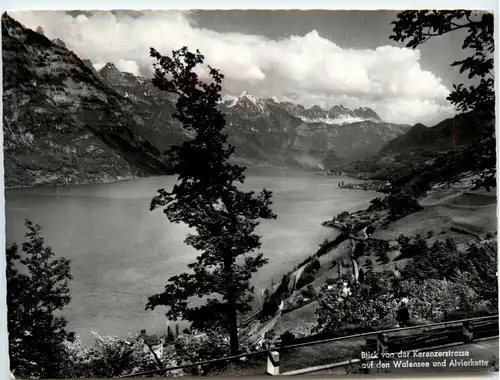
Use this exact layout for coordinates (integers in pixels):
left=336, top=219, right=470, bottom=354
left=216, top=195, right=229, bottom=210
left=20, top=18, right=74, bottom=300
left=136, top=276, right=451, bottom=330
left=10, top=10, right=455, bottom=125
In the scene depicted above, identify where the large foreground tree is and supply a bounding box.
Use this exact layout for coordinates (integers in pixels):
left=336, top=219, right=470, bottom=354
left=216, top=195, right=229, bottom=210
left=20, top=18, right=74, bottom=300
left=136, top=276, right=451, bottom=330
left=145, top=47, right=277, bottom=355
left=390, top=10, right=495, bottom=190
left=6, top=220, right=75, bottom=378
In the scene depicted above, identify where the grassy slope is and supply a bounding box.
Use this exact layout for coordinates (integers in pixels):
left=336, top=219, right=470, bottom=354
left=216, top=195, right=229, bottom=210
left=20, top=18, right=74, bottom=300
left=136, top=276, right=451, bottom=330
left=262, top=175, right=497, bottom=338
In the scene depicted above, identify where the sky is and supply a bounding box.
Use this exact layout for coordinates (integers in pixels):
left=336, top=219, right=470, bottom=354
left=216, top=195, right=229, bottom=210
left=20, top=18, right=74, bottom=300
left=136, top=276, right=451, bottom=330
left=8, top=10, right=477, bottom=125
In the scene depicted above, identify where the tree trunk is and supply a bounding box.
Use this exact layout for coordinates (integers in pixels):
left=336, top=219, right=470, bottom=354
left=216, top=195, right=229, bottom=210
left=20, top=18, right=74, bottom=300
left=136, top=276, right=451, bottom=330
left=223, top=248, right=240, bottom=356
left=227, top=287, right=240, bottom=356
left=220, top=196, right=241, bottom=356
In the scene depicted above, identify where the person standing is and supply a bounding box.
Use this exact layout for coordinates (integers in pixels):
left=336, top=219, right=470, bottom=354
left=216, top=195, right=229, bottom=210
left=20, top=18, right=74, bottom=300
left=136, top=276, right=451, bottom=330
left=397, top=297, right=410, bottom=327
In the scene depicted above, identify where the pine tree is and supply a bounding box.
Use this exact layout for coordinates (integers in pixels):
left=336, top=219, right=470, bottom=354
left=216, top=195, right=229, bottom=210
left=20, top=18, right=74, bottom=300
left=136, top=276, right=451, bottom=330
left=145, top=47, right=277, bottom=355
left=6, top=220, right=75, bottom=378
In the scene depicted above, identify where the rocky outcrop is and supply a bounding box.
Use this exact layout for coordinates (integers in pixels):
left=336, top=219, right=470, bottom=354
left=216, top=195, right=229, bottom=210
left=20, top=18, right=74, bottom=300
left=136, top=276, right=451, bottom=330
left=51, top=38, right=66, bottom=49
left=2, top=13, right=171, bottom=188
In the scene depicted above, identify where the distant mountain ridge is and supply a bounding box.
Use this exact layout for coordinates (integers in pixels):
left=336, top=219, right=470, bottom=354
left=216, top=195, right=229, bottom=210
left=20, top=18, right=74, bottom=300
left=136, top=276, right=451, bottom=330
left=223, top=91, right=383, bottom=125
left=3, top=13, right=414, bottom=187
left=95, top=62, right=411, bottom=162
left=380, top=113, right=490, bottom=154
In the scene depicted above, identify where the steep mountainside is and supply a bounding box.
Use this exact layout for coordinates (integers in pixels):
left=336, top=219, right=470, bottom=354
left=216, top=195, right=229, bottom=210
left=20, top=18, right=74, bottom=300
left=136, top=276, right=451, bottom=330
left=381, top=113, right=488, bottom=154
left=2, top=13, right=172, bottom=187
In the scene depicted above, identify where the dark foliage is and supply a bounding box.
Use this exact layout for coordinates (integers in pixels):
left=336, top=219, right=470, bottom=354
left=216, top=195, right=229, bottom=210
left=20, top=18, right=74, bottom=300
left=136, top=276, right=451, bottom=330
left=145, top=47, right=277, bottom=355
left=387, top=192, right=423, bottom=221
left=6, top=220, right=75, bottom=378
left=296, top=272, right=316, bottom=290
left=279, top=331, right=296, bottom=346
left=261, top=274, right=291, bottom=318
left=301, top=285, right=317, bottom=299
left=400, top=236, right=498, bottom=301
left=295, top=257, right=321, bottom=289
left=353, top=241, right=366, bottom=259
left=390, top=10, right=495, bottom=190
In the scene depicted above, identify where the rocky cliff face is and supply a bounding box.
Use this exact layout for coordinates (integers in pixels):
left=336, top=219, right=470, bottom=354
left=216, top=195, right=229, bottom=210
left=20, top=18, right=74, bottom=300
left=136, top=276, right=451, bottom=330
left=218, top=92, right=410, bottom=163
left=2, top=13, right=172, bottom=188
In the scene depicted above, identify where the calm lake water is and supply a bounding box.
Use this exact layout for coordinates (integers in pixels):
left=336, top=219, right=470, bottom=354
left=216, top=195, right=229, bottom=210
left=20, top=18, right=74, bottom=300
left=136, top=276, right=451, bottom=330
left=5, top=170, right=380, bottom=345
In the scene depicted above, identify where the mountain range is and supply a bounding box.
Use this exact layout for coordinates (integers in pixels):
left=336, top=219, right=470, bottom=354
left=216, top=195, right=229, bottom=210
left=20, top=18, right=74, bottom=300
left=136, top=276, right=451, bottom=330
left=3, top=13, right=416, bottom=187
left=380, top=112, right=490, bottom=154
left=97, top=63, right=412, bottom=163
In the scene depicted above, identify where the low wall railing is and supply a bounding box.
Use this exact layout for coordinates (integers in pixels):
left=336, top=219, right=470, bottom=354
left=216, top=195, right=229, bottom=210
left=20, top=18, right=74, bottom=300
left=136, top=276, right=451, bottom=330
left=121, top=314, right=499, bottom=377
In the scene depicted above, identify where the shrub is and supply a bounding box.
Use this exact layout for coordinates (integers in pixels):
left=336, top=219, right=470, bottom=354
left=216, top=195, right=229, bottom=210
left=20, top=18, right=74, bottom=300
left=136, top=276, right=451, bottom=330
left=316, top=281, right=398, bottom=332
left=388, top=192, right=423, bottom=221
left=309, top=257, right=321, bottom=271
left=326, top=277, right=336, bottom=285
left=60, top=333, right=172, bottom=378
left=301, top=285, right=317, bottom=299
left=399, top=278, right=490, bottom=321
left=296, top=272, right=316, bottom=289
left=279, top=331, right=296, bottom=346
left=353, top=241, right=366, bottom=259
left=295, top=256, right=321, bottom=290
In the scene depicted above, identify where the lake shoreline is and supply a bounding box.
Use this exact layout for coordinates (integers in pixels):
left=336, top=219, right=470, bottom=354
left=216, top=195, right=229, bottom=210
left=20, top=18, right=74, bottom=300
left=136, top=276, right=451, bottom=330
left=4, top=164, right=319, bottom=191
left=6, top=171, right=382, bottom=346
left=4, top=175, right=141, bottom=191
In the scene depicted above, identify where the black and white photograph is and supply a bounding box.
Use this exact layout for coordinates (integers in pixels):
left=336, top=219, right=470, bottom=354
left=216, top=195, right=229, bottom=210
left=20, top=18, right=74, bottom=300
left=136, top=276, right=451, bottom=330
left=2, top=7, right=498, bottom=378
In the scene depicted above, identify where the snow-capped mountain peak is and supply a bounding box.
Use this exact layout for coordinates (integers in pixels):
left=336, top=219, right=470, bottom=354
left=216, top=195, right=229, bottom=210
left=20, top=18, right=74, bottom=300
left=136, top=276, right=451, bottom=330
left=222, top=91, right=383, bottom=125
left=228, top=90, right=267, bottom=114
left=296, top=103, right=382, bottom=125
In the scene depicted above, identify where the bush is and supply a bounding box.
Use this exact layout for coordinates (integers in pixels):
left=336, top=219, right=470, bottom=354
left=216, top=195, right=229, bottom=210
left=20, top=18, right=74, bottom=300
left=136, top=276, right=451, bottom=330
left=309, top=257, right=321, bottom=271
left=326, top=277, right=336, bottom=285
left=60, top=333, right=172, bottom=378
left=296, top=272, right=316, bottom=289
left=315, top=236, right=497, bottom=336
left=301, top=285, right=317, bottom=299
left=279, top=331, right=296, bottom=346
left=388, top=192, right=423, bottom=221
left=316, top=281, right=398, bottom=332
left=398, top=278, right=491, bottom=321
left=353, top=241, right=366, bottom=259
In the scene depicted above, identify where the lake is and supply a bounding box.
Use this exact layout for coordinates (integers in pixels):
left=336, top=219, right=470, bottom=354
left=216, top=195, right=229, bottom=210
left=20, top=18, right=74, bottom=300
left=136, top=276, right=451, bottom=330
left=5, top=170, right=380, bottom=345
